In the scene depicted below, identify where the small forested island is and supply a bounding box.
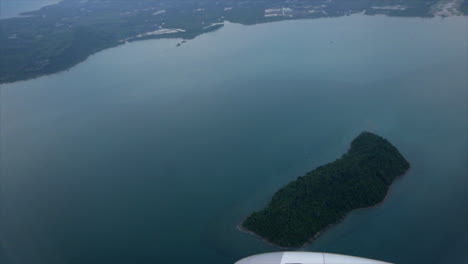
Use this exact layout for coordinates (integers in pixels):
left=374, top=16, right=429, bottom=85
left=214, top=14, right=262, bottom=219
left=241, top=132, right=410, bottom=248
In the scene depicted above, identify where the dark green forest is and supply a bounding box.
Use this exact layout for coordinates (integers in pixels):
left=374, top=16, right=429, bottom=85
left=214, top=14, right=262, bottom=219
left=242, top=132, right=410, bottom=248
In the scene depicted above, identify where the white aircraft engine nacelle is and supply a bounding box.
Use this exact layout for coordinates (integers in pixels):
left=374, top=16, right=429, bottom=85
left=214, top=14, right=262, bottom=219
left=235, top=252, right=393, bottom=264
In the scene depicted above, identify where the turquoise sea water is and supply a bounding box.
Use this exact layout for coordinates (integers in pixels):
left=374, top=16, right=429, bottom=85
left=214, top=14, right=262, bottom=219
left=1, top=15, right=467, bottom=264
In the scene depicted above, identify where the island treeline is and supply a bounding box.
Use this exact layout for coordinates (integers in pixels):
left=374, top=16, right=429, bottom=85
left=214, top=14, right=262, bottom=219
left=241, top=132, right=410, bottom=248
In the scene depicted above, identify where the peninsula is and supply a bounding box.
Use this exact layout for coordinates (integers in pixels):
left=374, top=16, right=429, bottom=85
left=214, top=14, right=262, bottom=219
left=1, top=0, right=467, bottom=84
left=241, top=132, right=410, bottom=248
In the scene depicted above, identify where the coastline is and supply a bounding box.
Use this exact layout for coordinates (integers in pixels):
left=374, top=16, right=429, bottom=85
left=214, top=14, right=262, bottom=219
left=236, top=222, right=291, bottom=249
left=2, top=0, right=466, bottom=85
left=237, top=168, right=410, bottom=249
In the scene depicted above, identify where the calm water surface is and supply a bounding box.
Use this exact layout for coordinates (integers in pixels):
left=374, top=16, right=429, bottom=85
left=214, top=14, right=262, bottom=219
left=1, top=15, right=467, bottom=264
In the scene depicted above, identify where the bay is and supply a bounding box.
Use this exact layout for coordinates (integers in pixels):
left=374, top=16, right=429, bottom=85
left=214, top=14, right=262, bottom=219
left=1, top=15, right=467, bottom=264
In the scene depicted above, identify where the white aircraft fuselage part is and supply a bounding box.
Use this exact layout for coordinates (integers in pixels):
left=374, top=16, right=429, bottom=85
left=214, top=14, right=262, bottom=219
left=235, top=252, right=393, bottom=264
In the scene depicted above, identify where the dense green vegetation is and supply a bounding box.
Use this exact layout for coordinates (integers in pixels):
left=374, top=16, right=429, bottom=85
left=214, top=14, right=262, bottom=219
left=242, top=132, right=410, bottom=248
left=1, top=0, right=460, bottom=84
